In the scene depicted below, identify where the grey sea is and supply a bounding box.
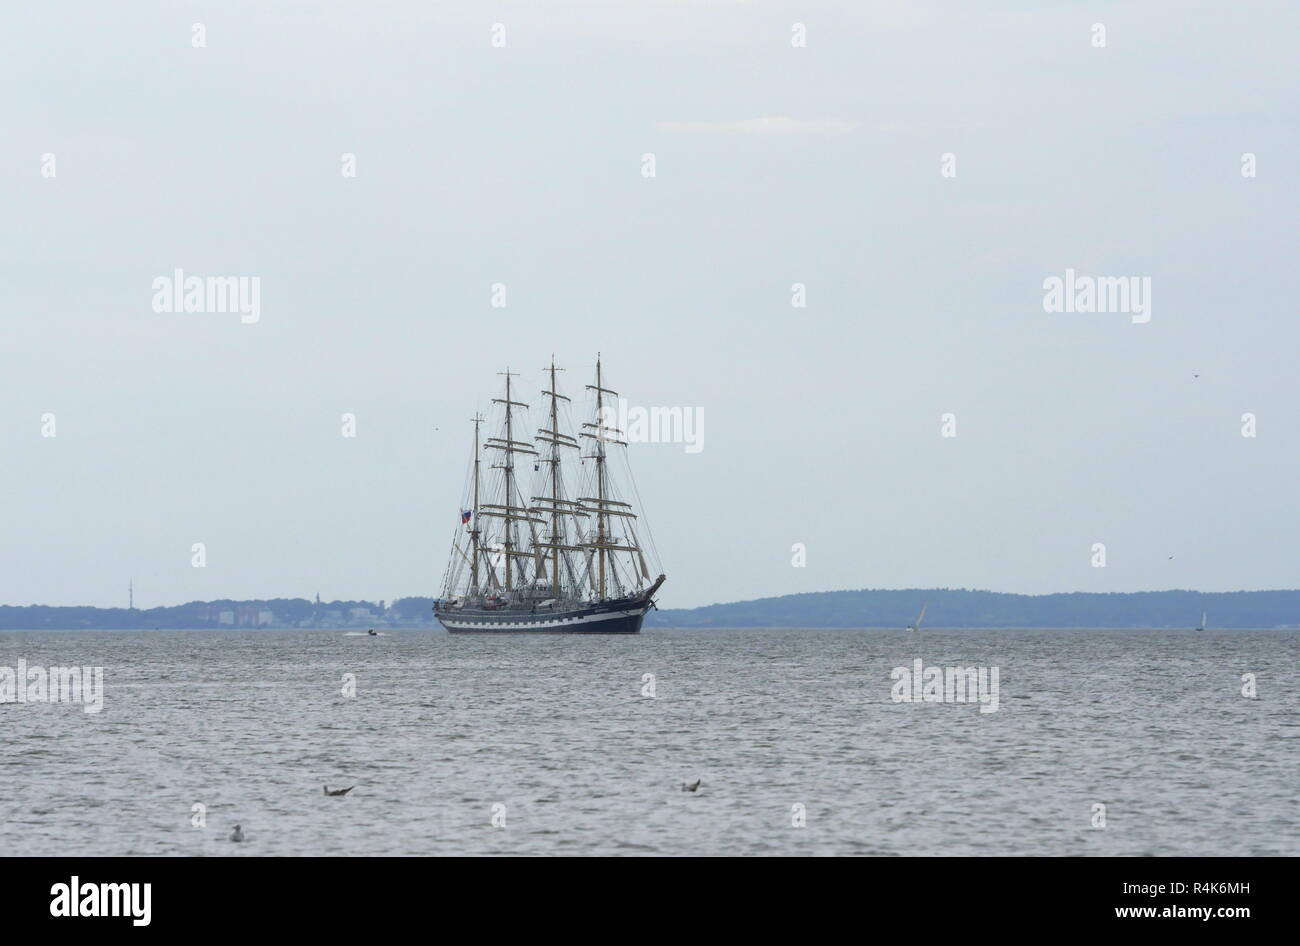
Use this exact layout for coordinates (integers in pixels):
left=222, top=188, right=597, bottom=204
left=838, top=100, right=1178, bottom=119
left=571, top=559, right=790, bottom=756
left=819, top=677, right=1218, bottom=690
left=1, top=627, right=1295, bottom=856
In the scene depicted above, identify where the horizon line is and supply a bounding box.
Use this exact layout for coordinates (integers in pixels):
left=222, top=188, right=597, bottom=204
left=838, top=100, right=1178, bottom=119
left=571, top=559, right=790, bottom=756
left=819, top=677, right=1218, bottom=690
left=6, top=586, right=1300, bottom=612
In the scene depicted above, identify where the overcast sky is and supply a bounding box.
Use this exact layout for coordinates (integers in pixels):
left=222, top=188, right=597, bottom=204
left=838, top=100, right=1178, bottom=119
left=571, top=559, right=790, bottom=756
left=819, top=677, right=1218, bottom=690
left=2, top=1, right=1297, bottom=610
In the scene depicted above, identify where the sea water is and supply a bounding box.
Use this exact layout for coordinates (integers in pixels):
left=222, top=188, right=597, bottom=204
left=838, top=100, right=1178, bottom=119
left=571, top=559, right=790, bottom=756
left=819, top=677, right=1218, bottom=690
left=0, top=627, right=1294, bottom=856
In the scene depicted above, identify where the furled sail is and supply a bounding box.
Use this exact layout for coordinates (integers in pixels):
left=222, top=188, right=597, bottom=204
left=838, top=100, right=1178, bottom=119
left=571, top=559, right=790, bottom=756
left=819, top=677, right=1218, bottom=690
left=438, top=357, right=664, bottom=608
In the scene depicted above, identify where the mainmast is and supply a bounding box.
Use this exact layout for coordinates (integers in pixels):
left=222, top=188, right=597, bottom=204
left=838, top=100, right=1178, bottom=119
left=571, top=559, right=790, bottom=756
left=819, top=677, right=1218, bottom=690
left=546, top=360, right=563, bottom=595
left=469, top=412, right=484, bottom=596
left=531, top=360, right=582, bottom=601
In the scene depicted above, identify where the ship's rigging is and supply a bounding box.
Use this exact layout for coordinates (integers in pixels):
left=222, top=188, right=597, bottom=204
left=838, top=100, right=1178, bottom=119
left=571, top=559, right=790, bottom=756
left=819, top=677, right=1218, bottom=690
left=440, top=357, right=662, bottom=607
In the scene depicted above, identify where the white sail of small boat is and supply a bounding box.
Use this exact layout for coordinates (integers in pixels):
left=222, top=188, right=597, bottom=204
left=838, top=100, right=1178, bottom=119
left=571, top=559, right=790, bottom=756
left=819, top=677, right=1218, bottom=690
left=906, top=602, right=927, bottom=632
left=1196, top=610, right=1207, bottom=631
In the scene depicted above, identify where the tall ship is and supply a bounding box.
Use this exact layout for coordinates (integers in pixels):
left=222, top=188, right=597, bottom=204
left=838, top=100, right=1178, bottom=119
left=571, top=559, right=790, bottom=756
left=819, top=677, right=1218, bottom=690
left=433, top=357, right=666, bottom=634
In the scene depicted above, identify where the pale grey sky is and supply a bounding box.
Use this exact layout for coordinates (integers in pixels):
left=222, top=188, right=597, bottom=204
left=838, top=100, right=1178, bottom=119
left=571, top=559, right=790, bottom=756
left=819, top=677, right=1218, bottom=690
left=2, top=1, right=1297, bottom=610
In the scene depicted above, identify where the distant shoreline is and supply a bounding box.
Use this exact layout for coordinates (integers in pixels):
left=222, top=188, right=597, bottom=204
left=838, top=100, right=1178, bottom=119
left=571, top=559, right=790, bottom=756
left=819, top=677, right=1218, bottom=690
left=644, top=587, right=1300, bottom=630
left=3, top=588, right=1299, bottom=630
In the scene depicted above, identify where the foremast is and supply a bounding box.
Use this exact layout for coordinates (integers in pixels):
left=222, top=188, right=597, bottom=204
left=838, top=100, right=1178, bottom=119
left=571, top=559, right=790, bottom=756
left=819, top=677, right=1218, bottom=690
left=579, top=355, right=657, bottom=602
left=535, top=358, right=581, bottom=598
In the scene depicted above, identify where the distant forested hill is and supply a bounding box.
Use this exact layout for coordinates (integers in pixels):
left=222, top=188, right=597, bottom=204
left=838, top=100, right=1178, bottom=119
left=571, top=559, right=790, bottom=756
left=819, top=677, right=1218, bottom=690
left=644, top=588, right=1300, bottom=628
left=4, top=589, right=1299, bottom=629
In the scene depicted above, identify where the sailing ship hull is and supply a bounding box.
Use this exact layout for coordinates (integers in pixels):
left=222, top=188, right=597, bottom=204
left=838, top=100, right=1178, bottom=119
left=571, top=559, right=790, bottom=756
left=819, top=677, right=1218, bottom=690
left=434, top=596, right=650, bottom=634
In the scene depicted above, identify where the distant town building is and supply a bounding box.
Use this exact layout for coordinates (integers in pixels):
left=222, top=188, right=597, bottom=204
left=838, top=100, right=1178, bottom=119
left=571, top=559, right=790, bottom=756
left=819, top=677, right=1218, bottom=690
left=218, top=610, right=235, bottom=626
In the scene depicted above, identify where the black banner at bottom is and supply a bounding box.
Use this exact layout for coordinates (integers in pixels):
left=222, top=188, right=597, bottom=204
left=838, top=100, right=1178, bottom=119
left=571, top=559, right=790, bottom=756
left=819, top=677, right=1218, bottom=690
left=0, top=856, right=1280, bottom=932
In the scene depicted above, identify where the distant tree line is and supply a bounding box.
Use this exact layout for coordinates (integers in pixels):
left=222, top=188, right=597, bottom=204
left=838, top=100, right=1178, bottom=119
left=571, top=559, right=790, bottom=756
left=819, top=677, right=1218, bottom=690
left=644, top=588, right=1300, bottom=629
left=0, top=596, right=438, bottom=630
left=4, top=589, right=1297, bottom=629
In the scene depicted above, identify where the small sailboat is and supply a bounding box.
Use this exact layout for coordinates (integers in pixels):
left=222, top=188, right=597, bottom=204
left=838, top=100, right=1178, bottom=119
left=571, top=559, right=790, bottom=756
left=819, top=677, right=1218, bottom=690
left=906, top=602, right=927, bottom=633
left=1195, top=611, right=1207, bottom=631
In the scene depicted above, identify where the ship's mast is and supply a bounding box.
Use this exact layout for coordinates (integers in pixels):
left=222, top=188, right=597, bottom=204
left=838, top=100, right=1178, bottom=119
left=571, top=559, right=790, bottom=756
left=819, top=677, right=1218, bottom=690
left=578, top=357, right=642, bottom=600
left=594, top=357, right=607, bottom=598
left=484, top=370, right=537, bottom=596
left=547, top=360, right=562, bottom=595
left=470, top=412, right=484, bottom=596
left=532, top=360, right=582, bottom=600
left=502, top=371, right=516, bottom=591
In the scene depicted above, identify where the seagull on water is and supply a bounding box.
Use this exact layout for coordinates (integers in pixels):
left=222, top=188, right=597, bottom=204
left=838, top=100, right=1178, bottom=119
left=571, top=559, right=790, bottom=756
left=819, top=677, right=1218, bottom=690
left=324, top=785, right=354, bottom=796
left=682, top=779, right=701, bottom=792
left=230, top=824, right=244, bottom=842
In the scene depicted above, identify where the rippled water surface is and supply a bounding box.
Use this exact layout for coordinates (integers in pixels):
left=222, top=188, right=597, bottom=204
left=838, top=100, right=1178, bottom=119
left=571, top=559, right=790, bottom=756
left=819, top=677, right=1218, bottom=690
left=1, top=627, right=1295, bottom=856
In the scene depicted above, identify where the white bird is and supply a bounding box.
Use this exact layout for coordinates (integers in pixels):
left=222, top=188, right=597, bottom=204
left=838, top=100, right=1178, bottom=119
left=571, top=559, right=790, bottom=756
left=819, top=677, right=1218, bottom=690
left=230, top=824, right=244, bottom=842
